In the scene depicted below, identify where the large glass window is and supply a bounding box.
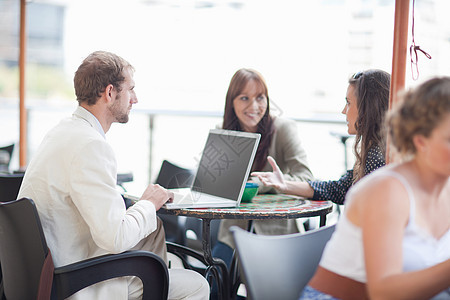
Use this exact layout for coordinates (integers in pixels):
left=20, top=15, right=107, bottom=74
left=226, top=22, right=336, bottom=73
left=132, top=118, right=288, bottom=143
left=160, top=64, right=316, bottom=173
left=1, top=0, right=450, bottom=187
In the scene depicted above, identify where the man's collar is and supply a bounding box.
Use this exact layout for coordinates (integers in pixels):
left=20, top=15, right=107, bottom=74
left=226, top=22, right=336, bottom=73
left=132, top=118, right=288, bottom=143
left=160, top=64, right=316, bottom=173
left=73, top=106, right=106, bottom=139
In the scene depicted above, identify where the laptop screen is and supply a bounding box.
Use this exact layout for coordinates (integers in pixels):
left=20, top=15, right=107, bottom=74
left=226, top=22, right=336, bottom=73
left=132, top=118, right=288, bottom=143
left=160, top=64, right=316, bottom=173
left=192, top=129, right=260, bottom=201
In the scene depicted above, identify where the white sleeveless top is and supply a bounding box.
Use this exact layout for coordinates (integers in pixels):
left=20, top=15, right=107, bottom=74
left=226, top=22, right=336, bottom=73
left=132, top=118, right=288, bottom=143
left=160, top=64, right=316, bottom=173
left=319, top=169, right=450, bottom=298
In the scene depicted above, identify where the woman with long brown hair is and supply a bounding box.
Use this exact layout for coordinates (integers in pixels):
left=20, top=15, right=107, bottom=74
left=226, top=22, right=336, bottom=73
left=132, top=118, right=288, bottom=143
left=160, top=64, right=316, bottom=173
left=253, top=69, right=390, bottom=205
left=213, top=68, right=313, bottom=269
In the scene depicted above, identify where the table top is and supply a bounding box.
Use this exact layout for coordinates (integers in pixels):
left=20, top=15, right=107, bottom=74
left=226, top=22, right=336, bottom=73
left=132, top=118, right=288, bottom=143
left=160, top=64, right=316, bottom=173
left=158, top=194, right=333, bottom=220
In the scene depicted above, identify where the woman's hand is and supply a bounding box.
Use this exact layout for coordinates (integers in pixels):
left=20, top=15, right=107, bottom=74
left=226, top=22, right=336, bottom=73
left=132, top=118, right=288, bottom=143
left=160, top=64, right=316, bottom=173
left=251, top=156, right=288, bottom=193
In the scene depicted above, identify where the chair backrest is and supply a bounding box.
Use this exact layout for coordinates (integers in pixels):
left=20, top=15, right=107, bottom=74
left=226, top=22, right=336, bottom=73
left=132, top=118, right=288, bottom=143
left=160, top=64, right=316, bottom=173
left=0, top=173, right=24, bottom=202
left=154, top=160, right=221, bottom=249
left=155, top=160, right=194, bottom=189
left=155, top=160, right=195, bottom=245
left=0, top=197, right=49, bottom=299
left=231, top=224, right=336, bottom=300
left=0, top=144, right=14, bottom=172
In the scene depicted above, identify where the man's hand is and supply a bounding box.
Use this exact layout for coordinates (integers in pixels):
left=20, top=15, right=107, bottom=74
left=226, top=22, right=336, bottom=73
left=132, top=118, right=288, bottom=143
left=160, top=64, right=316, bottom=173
left=251, top=156, right=287, bottom=193
left=140, top=184, right=174, bottom=210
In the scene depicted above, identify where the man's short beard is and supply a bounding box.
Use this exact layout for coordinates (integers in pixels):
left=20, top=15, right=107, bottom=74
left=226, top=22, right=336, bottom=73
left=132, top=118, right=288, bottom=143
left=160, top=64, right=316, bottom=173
left=115, top=113, right=129, bottom=123
left=109, top=96, right=129, bottom=123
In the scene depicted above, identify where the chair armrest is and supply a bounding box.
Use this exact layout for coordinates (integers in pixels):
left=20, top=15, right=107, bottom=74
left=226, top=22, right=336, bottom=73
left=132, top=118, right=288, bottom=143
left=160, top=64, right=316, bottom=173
left=53, top=250, right=168, bottom=300
left=166, top=242, right=209, bottom=275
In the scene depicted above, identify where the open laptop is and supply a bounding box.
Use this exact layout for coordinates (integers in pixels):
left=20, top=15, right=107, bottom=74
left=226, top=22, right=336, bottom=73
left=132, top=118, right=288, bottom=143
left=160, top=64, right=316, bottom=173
left=164, top=129, right=260, bottom=209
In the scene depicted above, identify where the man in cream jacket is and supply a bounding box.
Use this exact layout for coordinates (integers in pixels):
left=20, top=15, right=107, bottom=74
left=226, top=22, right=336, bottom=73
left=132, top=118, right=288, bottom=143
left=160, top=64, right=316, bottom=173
left=18, top=51, right=209, bottom=299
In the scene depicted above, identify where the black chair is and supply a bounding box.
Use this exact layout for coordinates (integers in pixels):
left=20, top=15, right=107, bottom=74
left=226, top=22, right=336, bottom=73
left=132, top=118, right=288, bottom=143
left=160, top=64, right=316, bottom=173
left=117, top=172, right=134, bottom=193
left=154, top=160, right=217, bottom=275
left=155, top=160, right=195, bottom=190
left=0, top=198, right=169, bottom=300
left=0, top=144, right=14, bottom=173
left=0, top=173, right=24, bottom=202
left=0, top=172, right=24, bottom=295
left=230, top=224, right=336, bottom=300
left=155, top=160, right=195, bottom=245
left=184, top=217, right=221, bottom=252
left=154, top=160, right=220, bottom=251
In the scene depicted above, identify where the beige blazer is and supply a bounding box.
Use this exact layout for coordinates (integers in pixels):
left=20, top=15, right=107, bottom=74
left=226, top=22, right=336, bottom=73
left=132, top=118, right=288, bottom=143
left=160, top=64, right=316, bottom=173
left=18, top=106, right=158, bottom=299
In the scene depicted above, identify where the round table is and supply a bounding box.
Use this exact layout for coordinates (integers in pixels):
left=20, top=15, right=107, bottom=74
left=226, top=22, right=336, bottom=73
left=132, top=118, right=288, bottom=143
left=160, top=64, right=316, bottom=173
left=159, top=194, right=333, bottom=300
